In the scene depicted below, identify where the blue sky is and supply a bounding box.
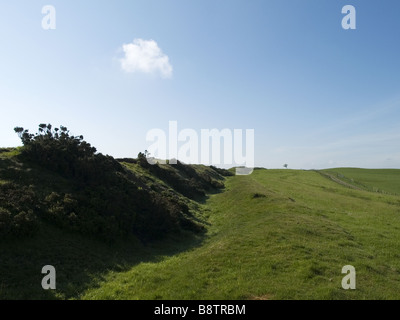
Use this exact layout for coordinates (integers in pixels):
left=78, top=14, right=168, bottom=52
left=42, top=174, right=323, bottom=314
left=1, top=0, right=399, bottom=169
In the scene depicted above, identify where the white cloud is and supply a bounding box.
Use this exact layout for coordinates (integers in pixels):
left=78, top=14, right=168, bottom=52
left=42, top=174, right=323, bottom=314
left=120, top=39, right=173, bottom=78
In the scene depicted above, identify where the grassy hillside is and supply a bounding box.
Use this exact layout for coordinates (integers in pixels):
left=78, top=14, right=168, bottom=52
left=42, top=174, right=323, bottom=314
left=2, top=135, right=400, bottom=299
left=82, top=169, right=400, bottom=300
left=322, top=168, right=400, bottom=195
left=0, top=144, right=229, bottom=299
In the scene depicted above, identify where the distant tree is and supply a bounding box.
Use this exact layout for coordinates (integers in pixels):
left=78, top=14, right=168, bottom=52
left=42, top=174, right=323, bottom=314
left=283, top=164, right=288, bottom=169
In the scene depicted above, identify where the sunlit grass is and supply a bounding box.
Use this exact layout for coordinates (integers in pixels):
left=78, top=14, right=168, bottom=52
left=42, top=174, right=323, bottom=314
left=82, top=169, right=400, bottom=300
left=324, top=168, right=400, bottom=195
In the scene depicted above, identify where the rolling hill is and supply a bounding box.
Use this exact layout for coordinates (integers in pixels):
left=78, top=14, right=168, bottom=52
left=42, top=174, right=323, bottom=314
left=81, top=168, right=400, bottom=300
left=1, top=141, right=400, bottom=300
left=322, top=168, right=400, bottom=195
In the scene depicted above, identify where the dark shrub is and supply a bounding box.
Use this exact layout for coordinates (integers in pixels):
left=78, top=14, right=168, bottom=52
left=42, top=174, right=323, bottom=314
left=252, top=193, right=267, bottom=199
left=7, top=124, right=220, bottom=242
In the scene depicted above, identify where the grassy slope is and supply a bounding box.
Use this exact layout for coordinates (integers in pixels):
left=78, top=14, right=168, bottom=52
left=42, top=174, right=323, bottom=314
left=82, top=169, right=400, bottom=300
left=0, top=149, right=213, bottom=299
left=0, top=221, right=205, bottom=300
left=323, top=168, right=400, bottom=195
left=2, top=148, right=400, bottom=300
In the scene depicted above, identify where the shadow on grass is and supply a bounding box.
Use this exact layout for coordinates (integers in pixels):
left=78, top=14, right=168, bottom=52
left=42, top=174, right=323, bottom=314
left=0, top=221, right=206, bottom=300
left=195, top=187, right=225, bottom=205
left=0, top=154, right=224, bottom=300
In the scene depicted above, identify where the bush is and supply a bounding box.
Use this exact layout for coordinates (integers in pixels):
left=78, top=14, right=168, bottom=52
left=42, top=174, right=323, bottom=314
left=0, top=206, right=38, bottom=239
left=0, top=208, right=12, bottom=237
left=14, top=124, right=116, bottom=182
left=139, top=160, right=225, bottom=200
left=5, top=124, right=214, bottom=242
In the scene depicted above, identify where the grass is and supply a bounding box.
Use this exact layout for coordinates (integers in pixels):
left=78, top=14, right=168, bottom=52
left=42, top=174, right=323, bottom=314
left=0, top=150, right=214, bottom=300
left=80, top=169, right=400, bottom=300
left=323, top=168, right=400, bottom=195
left=0, top=148, right=21, bottom=157
left=1, top=149, right=400, bottom=300
left=0, top=221, right=205, bottom=300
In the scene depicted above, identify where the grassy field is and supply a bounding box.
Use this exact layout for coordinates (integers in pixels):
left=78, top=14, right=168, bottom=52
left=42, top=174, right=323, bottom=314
left=323, top=168, right=400, bottom=195
left=80, top=168, right=400, bottom=300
